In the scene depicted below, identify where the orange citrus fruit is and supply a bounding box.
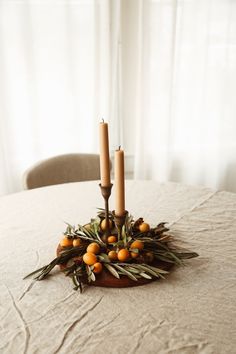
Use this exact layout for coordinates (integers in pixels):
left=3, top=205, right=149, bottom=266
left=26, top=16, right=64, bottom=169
left=87, top=242, right=100, bottom=254
left=130, top=240, right=144, bottom=250
left=73, top=238, right=81, bottom=247
left=84, top=224, right=91, bottom=230
left=139, top=222, right=150, bottom=232
left=107, top=235, right=117, bottom=244
left=60, top=237, right=73, bottom=247
left=83, top=252, right=97, bottom=265
left=100, top=218, right=113, bottom=231
left=131, top=251, right=139, bottom=259
left=93, top=262, right=103, bottom=274
left=108, top=250, right=118, bottom=261
left=117, top=249, right=130, bottom=262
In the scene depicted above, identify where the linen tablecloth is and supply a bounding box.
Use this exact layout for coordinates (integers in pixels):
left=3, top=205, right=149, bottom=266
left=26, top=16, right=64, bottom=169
left=0, top=181, right=236, bottom=354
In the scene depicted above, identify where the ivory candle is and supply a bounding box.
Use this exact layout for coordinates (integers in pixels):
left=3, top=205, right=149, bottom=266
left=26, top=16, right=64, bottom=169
left=99, top=121, right=111, bottom=186
left=115, top=147, right=125, bottom=216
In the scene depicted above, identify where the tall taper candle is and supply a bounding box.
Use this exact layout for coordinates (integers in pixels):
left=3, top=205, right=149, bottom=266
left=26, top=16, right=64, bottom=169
left=115, top=147, right=125, bottom=216
left=99, top=121, right=111, bottom=186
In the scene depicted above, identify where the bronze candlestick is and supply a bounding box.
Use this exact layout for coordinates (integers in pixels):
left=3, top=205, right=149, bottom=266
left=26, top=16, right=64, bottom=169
left=99, top=183, right=113, bottom=239
left=112, top=210, right=128, bottom=241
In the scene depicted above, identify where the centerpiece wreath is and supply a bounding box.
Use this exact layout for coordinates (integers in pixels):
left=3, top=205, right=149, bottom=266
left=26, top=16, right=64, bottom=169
left=24, top=210, right=198, bottom=292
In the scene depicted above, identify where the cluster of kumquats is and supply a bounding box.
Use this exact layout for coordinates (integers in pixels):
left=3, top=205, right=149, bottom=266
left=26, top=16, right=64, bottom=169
left=59, top=218, right=152, bottom=277
left=24, top=213, right=198, bottom=292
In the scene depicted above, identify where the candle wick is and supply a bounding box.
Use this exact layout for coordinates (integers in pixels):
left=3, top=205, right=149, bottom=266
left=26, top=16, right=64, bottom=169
left=118, top=145, right=121, bottom=150
left=101, top=118, right=104, bottom=123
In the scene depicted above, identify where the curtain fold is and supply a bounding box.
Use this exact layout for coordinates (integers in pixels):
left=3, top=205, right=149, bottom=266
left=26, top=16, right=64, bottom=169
left=133, top=0, right=236, bottom=192
left=0, top=0, right=236, bottom=195
left=0, top=0, right=121, bottom=195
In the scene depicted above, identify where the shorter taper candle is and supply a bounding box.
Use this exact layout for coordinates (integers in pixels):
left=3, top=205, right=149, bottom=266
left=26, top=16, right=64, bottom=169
left=115, top=146, right=125, bottom=216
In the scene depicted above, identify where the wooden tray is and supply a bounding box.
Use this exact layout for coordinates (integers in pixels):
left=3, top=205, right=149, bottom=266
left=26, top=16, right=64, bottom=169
left=57, top=245, right=174, bottom=288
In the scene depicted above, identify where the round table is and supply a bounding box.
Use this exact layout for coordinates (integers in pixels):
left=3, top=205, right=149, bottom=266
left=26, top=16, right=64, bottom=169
left=0, top=180, right=236, bottom=354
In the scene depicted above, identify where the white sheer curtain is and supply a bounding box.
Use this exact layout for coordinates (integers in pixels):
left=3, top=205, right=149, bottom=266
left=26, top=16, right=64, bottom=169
left=133, top=0, right=236, bottom=192
left=0, top=0, right=121, bottom=195
left=1, top=0, right=236, bottom=195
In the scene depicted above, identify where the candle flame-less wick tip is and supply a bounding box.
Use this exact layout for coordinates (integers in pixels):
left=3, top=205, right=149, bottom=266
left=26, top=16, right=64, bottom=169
left=118, top=145, right=121, bottom=150
left=101, top=118, right=104, bottom=123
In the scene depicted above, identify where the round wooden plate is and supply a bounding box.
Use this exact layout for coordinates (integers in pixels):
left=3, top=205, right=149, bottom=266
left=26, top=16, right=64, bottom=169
left=57, top=245, right=174, bottom=288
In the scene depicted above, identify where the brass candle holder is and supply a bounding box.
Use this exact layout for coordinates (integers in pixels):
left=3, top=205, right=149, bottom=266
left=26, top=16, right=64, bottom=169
left=99, top=183, right=113, bottom=240
left=112, top=210, right=128, bottom=241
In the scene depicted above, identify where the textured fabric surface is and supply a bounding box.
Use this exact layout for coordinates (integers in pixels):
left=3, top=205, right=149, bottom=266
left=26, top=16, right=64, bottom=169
left=0, top=181, right=235, bottom=354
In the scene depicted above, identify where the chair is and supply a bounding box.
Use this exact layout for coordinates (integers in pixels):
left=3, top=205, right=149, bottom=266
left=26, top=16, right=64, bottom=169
left=23, top=153, right=104, bottom=190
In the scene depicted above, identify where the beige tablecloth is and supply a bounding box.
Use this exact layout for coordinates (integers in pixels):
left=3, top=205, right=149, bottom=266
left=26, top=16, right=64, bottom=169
left=0, top=181, right=236, bottom=354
